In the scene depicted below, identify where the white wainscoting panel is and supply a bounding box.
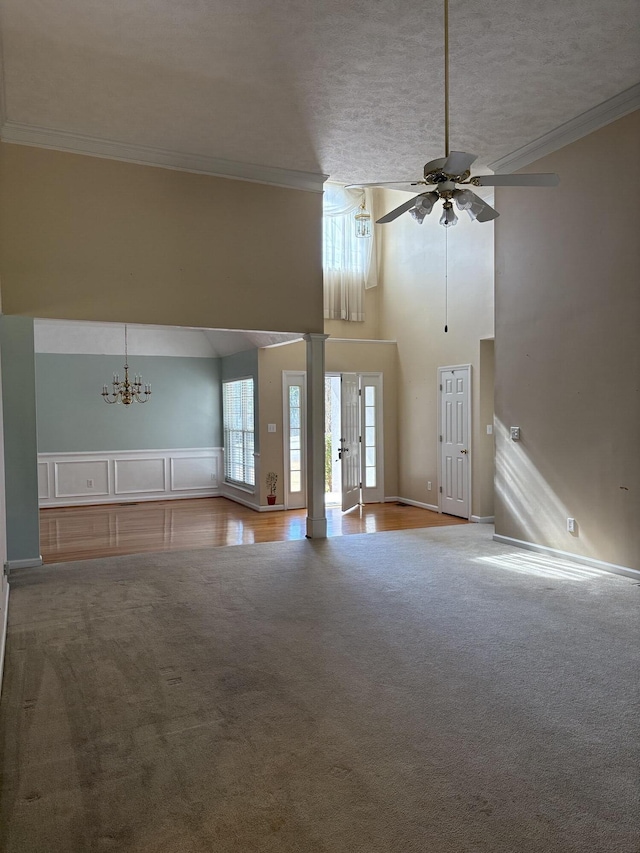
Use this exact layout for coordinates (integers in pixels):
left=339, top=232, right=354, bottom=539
left=115, top=458, right=167, bottom=494
left=55, top=459, right=110, bottom=498
left=37, top=462, right=50, bottom=500
left=171, top=454, right=220, bottom=491
left=38, top=448, right=223, bottom=507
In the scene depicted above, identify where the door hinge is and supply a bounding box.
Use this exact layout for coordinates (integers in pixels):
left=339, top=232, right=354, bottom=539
left=358, top=388, right=362, bottom=396
left=359, top=482, right=362, bottom=489
left=359, top=435, right=362, bottom=442
left=439, top=486, right=442, bottom=493
left=440, top=384, right=442, bottom=391
left=439, top=435, right=442, bottom=442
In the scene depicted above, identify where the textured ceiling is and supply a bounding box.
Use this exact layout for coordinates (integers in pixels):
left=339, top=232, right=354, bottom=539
left=1, top=0, right=639, bottom=182
left=34, top=320, right=300, bottom=358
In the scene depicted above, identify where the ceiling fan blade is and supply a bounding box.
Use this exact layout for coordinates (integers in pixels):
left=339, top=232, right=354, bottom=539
left=423, top=156, right=447, bottom=173
left=474, top=200, right=500, bottom=222
left=346, top=180, right=425, bottom=189
left=474, top=173, right=560, bottom=187
left=376, top=193, right=429, bottom=224
left=442, top=151, right=477, bottom=175
left=453, top=188, right=499, bottom=222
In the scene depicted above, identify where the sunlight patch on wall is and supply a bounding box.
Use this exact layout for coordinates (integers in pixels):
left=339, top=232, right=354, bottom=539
left=494, top=419, right=593, bottom=554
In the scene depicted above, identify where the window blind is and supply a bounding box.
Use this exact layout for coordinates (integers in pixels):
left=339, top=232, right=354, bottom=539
left=222, top=378, right=255, bottom=487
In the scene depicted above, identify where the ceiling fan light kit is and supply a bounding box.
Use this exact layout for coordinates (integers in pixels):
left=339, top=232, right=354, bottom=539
left=348, top=0, right=559, bottom=228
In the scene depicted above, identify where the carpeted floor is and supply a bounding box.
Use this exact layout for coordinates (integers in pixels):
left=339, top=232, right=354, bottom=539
left=0, top=524, right=638, bottom=852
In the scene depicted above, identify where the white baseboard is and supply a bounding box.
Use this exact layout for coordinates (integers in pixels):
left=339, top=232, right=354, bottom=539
left=385, top=496, right=440, bottom=513
left=258, top=504, right=285, bottom=512
left=7, top=557, right=43, bottom=571
left=220, top=486, right=260, bottom=512
left=0, top=580, right=9, bottom=698
left=493, top=534, right=640, bottom=581
left=471, top=516, right=495, bottom=524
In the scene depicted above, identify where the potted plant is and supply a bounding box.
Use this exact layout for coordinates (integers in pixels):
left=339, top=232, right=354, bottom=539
left=266, top=472, right=278, bottom=505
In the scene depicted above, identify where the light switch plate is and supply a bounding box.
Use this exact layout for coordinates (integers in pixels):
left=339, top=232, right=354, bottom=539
left=486, top=424, right=493, bottom=435
left=267, top=423, right=276, bottom=433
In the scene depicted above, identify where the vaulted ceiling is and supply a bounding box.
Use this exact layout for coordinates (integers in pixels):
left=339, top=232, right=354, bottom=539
left=1, top=0, right=638, bottom=185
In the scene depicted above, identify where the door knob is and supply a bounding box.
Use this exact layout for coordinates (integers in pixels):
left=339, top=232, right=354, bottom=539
left=460, top=449, right=468, bottom=454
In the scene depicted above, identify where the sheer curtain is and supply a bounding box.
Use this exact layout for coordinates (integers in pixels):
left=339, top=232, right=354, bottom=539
left=323, top=184, right=378, bottom=322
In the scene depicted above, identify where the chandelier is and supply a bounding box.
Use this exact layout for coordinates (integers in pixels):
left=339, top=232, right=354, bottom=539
left=101, top=325, right=151, bottom=405
left=354, top=197, right=372, bottom=238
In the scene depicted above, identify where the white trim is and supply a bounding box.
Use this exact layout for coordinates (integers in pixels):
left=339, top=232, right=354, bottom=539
left=385, top=496, right=440, bottom=513
left=359, top=373, right=385, bottom=505
left=471, top=515, right=495, bottom=524
left=282, top=371, right=307, bottom=510
left=327, top=339, right=397, bottom=345
left=38, top=448, right=223, bottom=507
left=219, top=485, right=260, bottom=512
left=0, top=123, right=328, bottom=193
left=7, top=557, right=43, bottom=571
left=257, top=503, right=285, bottom=512
left=493, top=534, right=640, bottom=581
left=0, top=580, right=9, bottom=697
left=437, top=364, right=472, bottom=520
left=488, top=84, right=640, bottom=174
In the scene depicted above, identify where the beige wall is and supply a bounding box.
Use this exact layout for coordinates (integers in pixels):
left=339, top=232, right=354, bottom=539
left=377, top=188, right=495, bottom=516
left=324, top=284, right=381, bottom=340
left=258, top=339, right=398, bottom=505
left=0, top=143, right=323, bottom=334
left=494, top=110, right=639, bottom=569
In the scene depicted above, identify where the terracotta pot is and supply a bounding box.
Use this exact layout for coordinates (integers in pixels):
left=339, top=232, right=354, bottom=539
left=267, top=495, right=276, bottom=505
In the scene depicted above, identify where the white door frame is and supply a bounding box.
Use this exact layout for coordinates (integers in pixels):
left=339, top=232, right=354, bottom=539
left=359, top=373, right=384, bottom=504
left=282, top=370, right=307, bottom=510
left=282, top=370, right=385, bottom=510
left=437, top=364, right=472, bottom=518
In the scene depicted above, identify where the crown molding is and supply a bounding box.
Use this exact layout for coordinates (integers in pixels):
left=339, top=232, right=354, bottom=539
left=488, top=83, right=640, bottom=173
left=0, top=121, right=328, bottom=192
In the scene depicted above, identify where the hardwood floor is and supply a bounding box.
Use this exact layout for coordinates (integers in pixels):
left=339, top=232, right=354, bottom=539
left=39, top=497, right=468, bottom=564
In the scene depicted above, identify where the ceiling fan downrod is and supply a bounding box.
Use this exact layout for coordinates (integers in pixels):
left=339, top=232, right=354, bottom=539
left=444, top=0, right=450, bottom=158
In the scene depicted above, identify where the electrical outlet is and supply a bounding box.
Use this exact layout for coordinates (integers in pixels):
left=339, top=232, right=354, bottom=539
left=427, top=481, right=432, bottom=490
left=86, top=479, right=94, bottom=488
left=211, top=473, right=216, bottom=481
left=486, top=424, right=493, bottom=435
left=567, top=517, right=576, bottom=533
left=510, top=426, right=521, bottom=441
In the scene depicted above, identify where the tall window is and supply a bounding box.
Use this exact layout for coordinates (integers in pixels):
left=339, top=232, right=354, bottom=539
left=323, top=184, right=377, bottom=322
left=222, top=378, right=255, bottom=487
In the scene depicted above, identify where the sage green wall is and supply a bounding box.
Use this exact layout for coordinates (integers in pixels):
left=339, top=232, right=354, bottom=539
left=0, top=316, right=40, bottom=562
left=35, top=355, right=222, bottom=452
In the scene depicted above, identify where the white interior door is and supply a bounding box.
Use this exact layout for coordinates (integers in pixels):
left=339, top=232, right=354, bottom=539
left=340, top=372, right=360, bottom=512
left=439, top=365, right=471, bottom=518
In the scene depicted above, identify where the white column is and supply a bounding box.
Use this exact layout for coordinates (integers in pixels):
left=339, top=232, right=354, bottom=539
left=304, top=333, right=329, bottom=539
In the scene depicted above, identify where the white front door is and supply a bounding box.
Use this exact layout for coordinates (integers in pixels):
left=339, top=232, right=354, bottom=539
left=340, top=372, right=360, bottom=512
left=439, top=365, right=471, bottom=518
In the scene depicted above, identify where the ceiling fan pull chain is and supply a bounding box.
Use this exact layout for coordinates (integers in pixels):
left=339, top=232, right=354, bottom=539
left=444, top=226, right=449, bottom=333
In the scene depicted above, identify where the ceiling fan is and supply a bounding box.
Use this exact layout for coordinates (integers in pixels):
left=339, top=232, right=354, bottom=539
left=349, top=0, right=559, bottom=227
